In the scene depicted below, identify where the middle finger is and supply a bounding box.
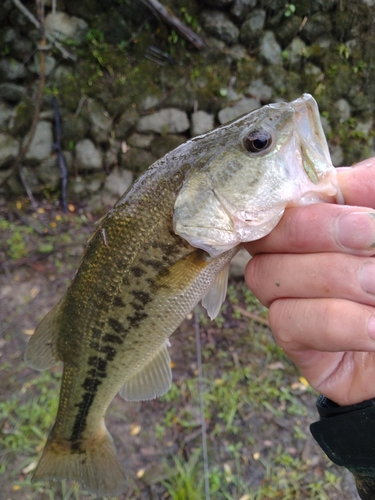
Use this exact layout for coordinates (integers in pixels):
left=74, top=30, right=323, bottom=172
left=246, top=253, right=375, bottom=308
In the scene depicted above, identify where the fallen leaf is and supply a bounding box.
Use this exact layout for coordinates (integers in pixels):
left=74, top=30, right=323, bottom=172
left=223, top=463, right=231, bottom=474
left=136, top=469, right=145, bottom=478
left=130, top=424, right=141, bottom=436
left=23, top=329, right=35, bottom=336
left=22, top=461, right=37, bottom=474
left=291, top=382, right=307, bottom=392
left=268, top=362, right=285, bottom=370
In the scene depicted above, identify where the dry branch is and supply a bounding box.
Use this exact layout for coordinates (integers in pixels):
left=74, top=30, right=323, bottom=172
left=140, top=0, right=206, bottom=50
left=52, top=97, right=69, bottom=213
left=12, top=0, right=77, bottom=60
left=232, top=305, right=270, bottom=326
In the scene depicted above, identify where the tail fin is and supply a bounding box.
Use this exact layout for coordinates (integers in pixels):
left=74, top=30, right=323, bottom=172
left=32, top=426, right=127, bottom=497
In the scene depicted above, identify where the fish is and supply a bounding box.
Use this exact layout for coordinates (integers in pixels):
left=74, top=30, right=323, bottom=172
left=25, top=94, right=341, bottom=496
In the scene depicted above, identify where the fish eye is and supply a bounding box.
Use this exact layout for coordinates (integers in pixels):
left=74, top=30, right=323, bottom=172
left=243, top=129, right=272, bottom=153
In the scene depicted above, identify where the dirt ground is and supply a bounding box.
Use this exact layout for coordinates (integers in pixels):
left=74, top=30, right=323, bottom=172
left=0, top=202, right=361, bottom=500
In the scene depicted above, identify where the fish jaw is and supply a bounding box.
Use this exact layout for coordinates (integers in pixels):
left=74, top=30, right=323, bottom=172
left=291, top=93, right=342, bottom=203
left=174, top=94, right=340, bottom=257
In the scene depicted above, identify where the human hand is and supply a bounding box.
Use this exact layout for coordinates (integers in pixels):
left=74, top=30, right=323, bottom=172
left=244, top=158, right=375, bottom=406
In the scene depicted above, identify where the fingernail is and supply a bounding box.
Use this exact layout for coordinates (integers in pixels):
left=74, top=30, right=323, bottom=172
left=361, top=261, right=375, bottom=296
left=368, top=315, right=375, bottom=341
left=336, top=212, right=375, bottom=250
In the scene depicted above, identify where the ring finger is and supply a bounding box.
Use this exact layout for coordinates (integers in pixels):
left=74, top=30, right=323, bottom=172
left=268, top=297, right=375, bottom=404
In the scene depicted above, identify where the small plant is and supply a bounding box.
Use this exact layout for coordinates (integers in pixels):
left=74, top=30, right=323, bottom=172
left=353, top=60, right=368, bottom=74
left=180, top=7, right=198, bottom=29
left=4, top=223, right=33, bottom=260
left=168, top=30, right=179, bottom=45
left=163, top=450, right=204, bottom=500
left=338, top=43, right=351, bottom=60
left=44, top=86, right=59, bottom=96
left=284, top=3, right=296, bottom=17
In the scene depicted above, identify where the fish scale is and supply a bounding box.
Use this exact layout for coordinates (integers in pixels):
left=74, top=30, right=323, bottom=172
left=24, top=94, right=341, bottom=496
left=51, top=176, right=194, bottom=437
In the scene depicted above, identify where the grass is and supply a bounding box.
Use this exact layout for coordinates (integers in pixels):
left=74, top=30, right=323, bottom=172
left=0, top=369, right=74, bottom=499
left=1, top=293, right=344, bottom=500
left=0, top=215, right=346, bottom=499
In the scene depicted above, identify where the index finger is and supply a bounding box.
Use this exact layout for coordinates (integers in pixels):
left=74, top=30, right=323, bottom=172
left=243, top=159, right=375, bottom=256
left=338, top=157, right=375, bottom=208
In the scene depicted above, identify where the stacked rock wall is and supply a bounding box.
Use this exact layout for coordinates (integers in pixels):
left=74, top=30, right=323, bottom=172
left=1, top=0, right=375, bottom=210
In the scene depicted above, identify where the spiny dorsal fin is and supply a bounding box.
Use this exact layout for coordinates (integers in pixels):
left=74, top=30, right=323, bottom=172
left=201, top=263, right=229, bottom=320
left=24, top=301, right=62, bottom=371
left=119, top=340, right=172, bottom=401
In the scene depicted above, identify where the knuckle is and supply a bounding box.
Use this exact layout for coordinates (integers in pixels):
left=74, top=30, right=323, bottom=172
left=245, top=255, right=270, bottom=305
left=244, top=255, right=260, bottom=290
left=268, top=298, right=298, bottom=347
left=283, top=208, right=312, bottom=251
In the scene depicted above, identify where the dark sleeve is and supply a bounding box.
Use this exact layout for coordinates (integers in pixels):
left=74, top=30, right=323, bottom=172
left=310, top=395, right=375, bottom=500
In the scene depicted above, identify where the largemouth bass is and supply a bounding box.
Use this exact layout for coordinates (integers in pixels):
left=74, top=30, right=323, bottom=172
left=25, top=94, right=341, bottom=496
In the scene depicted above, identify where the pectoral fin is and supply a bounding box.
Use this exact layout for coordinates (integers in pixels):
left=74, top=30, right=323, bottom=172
left=201, top=264, right=229, bottom=320
left=24, top=301, right=62, bottom=371
left=119, top=340, right=172, bottom=401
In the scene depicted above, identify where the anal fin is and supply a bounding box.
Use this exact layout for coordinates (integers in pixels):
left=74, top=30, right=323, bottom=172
left=201, top=263, right=229, bottom=320
left=119, top=341, right=172, bottom=401
left=24, top=300, right=62, bottom=371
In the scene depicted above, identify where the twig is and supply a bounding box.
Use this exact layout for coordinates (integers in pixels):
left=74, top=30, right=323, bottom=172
left=12, top=0, right=77, bottom=61
left=233, top=305, right=270, bottom=326
left=140, top=0, right=206, bottom=50
left=52, top=97, right=69, bottom=213
left=145, top=45, right=175, bottom=66
left=74, top=96, right=86, bottom=116
left=194, top=309, right=210, bottom=500
left=12, top=207, right=46, bottom=234
left=298, top=16, right=308, bottom=33
left=19, top=167, right=38, bottom=211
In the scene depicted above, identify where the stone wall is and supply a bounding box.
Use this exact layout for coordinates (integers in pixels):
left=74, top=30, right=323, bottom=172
left=1, top=0, right=375, bottom=210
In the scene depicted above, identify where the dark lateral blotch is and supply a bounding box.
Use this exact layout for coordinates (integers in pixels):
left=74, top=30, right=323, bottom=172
left=126, top=311, right=148, bottom=327
left=130, top=266, right=144, bottom=277
left=108, top=317, right=126, bottom=334
left=113, top=296, right=126, bottom=307
left=102, top=333, right=123, bottom=345
left=131, top=290, right=151, bottom=304
left=82, top=377, right=102, bottom=393
left=100, top=345, right=116, bottom=361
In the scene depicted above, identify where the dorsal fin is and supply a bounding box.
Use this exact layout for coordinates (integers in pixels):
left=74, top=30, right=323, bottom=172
left=119, top=340, right=172, bottom=401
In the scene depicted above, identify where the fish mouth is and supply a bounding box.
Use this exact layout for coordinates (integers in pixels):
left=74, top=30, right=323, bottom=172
left=289, top=94, right=343, bottom=204
left=291, top=94, right=332, bottom=183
